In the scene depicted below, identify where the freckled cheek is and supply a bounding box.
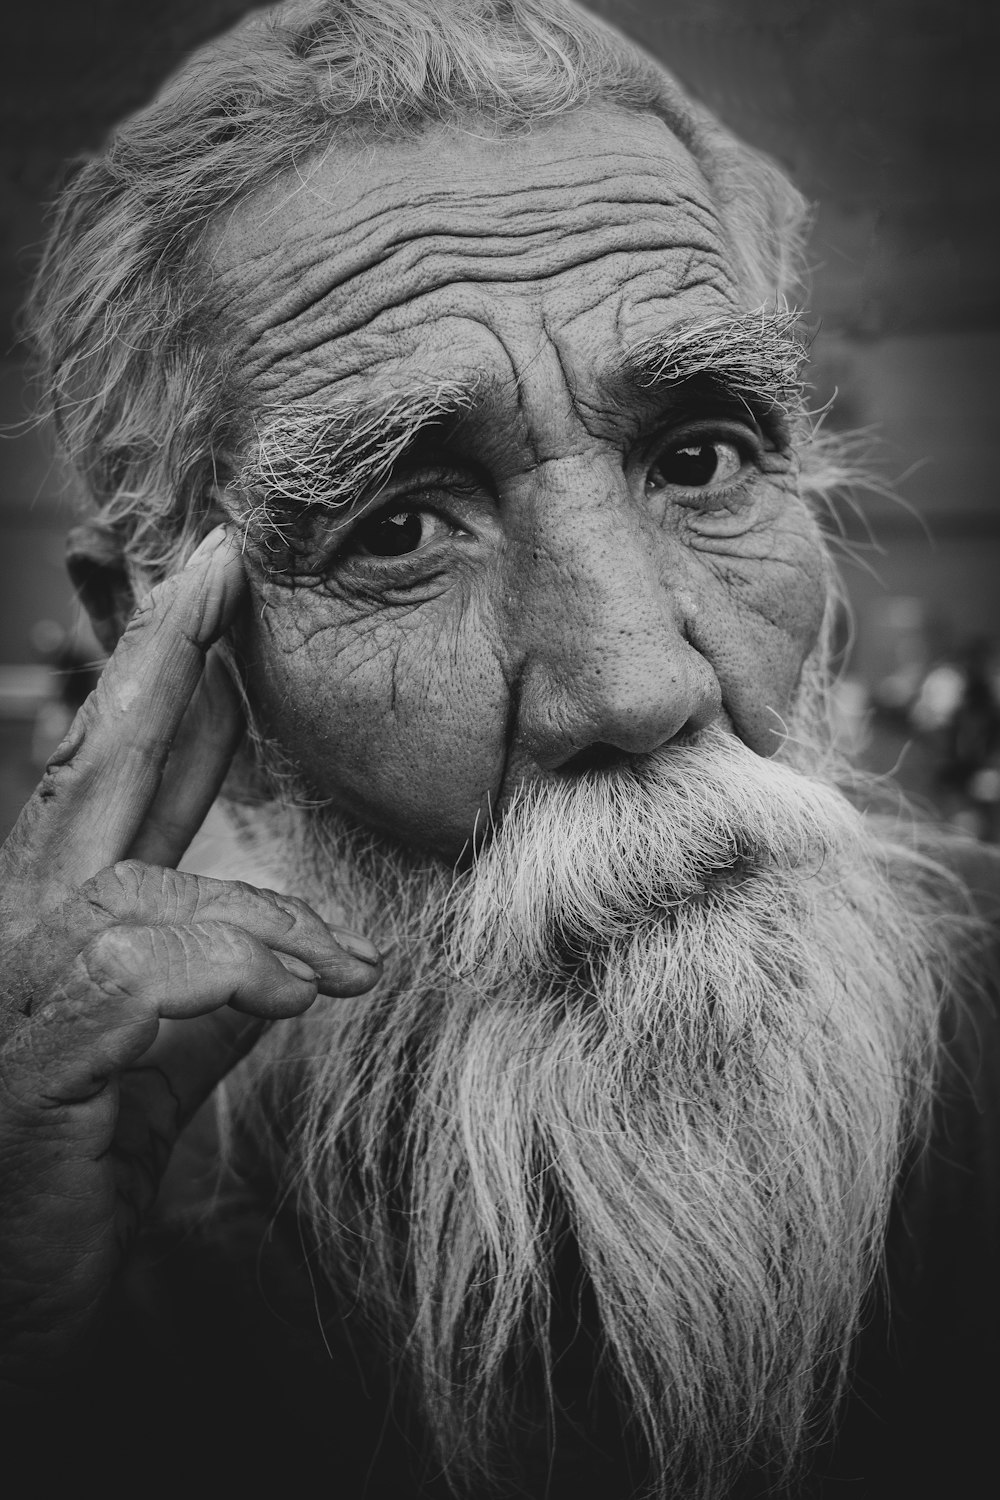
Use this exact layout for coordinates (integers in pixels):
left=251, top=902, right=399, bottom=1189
left=243, top=597, right=513, bottom=855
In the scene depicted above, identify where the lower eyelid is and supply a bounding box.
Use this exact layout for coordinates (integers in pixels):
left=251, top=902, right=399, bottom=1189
left=671, top=464, right=760, bottom=506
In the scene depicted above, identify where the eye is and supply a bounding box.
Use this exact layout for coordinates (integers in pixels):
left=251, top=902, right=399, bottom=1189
left=350, top=506, right=454, bottom=558
left=646, top=438, right=745, bottom=495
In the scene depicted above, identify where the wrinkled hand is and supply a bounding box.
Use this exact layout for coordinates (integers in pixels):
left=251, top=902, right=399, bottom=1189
left=0, top=526, right=380, bottom=1385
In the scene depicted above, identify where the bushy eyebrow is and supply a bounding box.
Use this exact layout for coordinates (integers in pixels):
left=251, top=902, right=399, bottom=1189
left=231, top=380, right=474, bottom=556
left=619, top=307, right=807, bottom=423
left=230, top=310, right=805, bottom=561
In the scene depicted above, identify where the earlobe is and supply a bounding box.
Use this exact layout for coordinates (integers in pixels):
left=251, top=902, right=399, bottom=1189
left=65, top=522, right=135, bottom=656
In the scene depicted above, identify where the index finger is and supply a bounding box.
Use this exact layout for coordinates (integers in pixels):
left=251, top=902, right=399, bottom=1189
left=17, top=525, right=247, bottom=885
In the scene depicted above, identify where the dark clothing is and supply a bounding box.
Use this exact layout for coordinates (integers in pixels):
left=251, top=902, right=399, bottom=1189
left=11, top=848, right=1000, bottom=1500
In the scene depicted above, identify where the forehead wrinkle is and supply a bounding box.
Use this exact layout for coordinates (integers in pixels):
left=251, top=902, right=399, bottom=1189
left=207, top=108, right=738, bottom=392
left=240, top=228, right=732, bottom=393
left=226, top=148, right=723, bottom=294
left=215, top=178, right=732, bottom=393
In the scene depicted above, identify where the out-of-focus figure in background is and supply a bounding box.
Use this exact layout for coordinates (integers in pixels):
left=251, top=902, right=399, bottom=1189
left=912, top=635, right=1000, bottom=842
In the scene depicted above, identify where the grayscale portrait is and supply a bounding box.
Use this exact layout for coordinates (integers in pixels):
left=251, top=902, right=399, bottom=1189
left=1, top=4, right=997, bottom=1497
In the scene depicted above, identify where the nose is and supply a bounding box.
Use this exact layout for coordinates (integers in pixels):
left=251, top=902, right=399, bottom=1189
left=507, top=464, right=722, bottom=773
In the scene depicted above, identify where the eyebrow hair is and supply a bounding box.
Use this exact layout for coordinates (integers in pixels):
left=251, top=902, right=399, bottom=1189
left=231, top=379, right=474, bottom=557
left=231, top=309, right=805, bottom=562
left=621, top=307, right=807, bottom=422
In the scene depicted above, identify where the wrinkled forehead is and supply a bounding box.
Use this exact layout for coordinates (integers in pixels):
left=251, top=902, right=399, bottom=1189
left=204, top=106, right=746, bottom=410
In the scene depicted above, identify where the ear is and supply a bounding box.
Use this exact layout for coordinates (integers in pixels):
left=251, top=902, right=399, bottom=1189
left=65, top=523, right=135, bottom=656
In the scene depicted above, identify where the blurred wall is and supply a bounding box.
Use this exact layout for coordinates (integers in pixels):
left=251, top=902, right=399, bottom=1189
left=1, top=0, right=998, bottom=683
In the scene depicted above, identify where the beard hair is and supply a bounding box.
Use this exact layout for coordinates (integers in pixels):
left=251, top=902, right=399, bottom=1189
left=223, top=719, right=960, bottom=1500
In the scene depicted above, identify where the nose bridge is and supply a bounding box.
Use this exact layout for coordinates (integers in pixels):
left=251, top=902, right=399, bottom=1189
left=506, top=459, right=721, bottom=768
left=516, top=485, right=665, bottom=671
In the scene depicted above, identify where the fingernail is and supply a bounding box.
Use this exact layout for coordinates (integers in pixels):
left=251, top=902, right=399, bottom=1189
left=333, top=930, right=381, bottom=966
left=276, top=952, right=319, bottom=983
left=185, top=525, right=229, bottom=568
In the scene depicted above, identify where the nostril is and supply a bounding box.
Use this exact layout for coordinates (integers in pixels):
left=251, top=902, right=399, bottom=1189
left=556, top=719, right=708, bottom=778
left=556, top=742, right=629, bottom=777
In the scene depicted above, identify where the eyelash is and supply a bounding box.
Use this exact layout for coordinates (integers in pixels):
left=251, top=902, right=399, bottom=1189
left=331, top=474, right=479, bottom=572
left=650, top=416, right=763, bottom=468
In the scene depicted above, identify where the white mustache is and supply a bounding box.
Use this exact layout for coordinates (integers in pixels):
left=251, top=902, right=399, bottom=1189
left=448, top=724, right=860, bottom=982
left=219, top=716, right=955, bottom=1500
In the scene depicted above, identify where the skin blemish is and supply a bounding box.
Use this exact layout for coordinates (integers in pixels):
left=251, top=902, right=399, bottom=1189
left=111, top=679, right=142, bottom=712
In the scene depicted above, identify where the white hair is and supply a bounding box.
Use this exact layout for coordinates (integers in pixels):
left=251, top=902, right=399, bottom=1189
left=216, top=723, right=971, bottom=1498
left=27, top=0, right=812, bottom=590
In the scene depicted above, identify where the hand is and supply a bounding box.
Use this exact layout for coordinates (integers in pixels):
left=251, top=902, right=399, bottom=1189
left=0, top=526, right=380, bottom=1385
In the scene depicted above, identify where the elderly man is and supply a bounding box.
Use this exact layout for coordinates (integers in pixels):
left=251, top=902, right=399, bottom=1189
left=1, top=2, right=997, bottom=1496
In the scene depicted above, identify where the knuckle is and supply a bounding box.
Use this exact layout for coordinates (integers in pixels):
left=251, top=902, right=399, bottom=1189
left=121, top=574, right=200, bottom=650
left=120, top=592, right=158, bottom=637
left=81, top=861, right=186, bottom=925
left=258, top=887, right=304, bottom=933
left=43, top=715, right=87, bottom=771
left=78, top=925, right=144, bottom=998
left=34, top=754, right=90, bottom=806
left=268, top=889, right=311, bottom=918
left=80, top=859, right=145, bottom=912
left=263, top=888, right=323, bottom=935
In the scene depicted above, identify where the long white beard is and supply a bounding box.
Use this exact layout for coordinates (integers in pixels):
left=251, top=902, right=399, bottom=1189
left=223, top=725, right=957, bottom=1499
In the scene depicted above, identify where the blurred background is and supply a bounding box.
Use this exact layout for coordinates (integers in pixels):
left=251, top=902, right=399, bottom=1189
left=1, top=0, right=998, bottom=839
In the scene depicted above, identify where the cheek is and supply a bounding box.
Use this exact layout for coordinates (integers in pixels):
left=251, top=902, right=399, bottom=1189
left=242, top=586, right=511, bottom=855
left=686, top=516, right=829, bottom=754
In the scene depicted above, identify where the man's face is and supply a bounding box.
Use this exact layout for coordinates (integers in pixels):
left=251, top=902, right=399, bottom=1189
left=209, top=106, right=826, bottom=857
